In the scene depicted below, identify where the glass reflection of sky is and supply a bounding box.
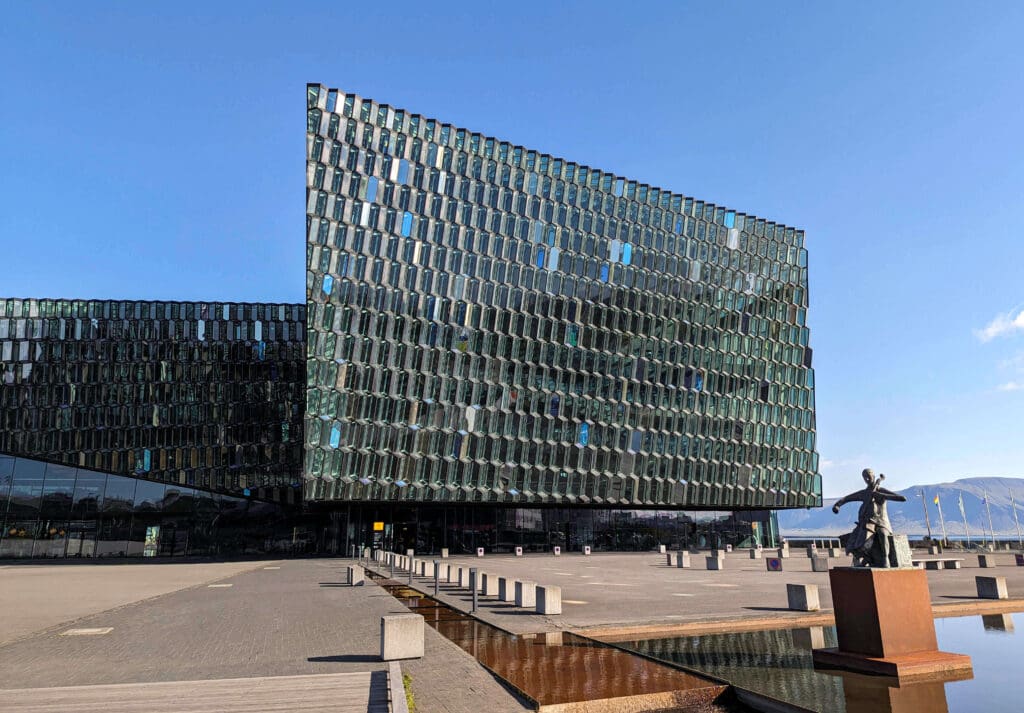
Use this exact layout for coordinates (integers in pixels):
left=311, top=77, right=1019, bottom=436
left=619, top=612, right=1021, bottom=713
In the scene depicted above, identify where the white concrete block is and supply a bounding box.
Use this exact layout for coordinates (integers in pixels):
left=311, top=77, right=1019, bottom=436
left=979, top=554, right=997, bottom=568
left=476, top=547, right=485, bottom=557
left=811, top=556, right=829, bottom=572
left=553, top=546, right=561, bottom=556
left=498, top=577, right=517, bottom=602
left=749, top=548, right=762, bottom=559
left=787, top=583, right=820, bottom=612
left=441, top=548, right=449, bottom=558
left=347, top=564, right=364, bottom=586
left=976, top=576, right=1008, bottom=600
left=515, top=580, right=537, bottom=607
left=380, top=614, right=424, bottom=660
left=537, top=585, right=562, bottom=615
left=676, top=551, right=691, bottom=568
left=515, top=546, right=523, bottom=556
left=583, top=545, right=591, bottom=555
left=480, top=572, right=499, bottom=596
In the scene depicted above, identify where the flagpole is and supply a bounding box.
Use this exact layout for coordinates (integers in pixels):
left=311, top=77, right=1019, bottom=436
left=936, top=496, right=949, bottom=547
left=984, top=489, right=996, bottom=548
left=1012, top=489, right=1023, bottom=550
left=919, top=490, right=933, bottom=541
left=959, top=490, right=971, bottom=550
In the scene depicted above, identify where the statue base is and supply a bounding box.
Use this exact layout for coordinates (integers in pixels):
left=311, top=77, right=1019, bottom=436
left=812, top=567, right=972, bottom=679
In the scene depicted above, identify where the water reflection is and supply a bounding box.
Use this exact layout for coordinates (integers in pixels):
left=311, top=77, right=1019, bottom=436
left=620, top=613, right=1021, bottom=713
left=981, top=613, right=1014, bottom=633
left=376, top=580, right=733, bottom=709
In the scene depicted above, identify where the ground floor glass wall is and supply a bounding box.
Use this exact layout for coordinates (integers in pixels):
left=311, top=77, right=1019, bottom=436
left=0, top=453, right=301, bottom=559
left=315, top=503, right=779, bottom=557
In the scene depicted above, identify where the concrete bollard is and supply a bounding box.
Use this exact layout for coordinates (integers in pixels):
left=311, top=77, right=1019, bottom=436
left=515, top=546, right=523, bottom=556
left=537, top=585, right=562, bottom=615
left=476, top=547, right=485, bottom=557
left=423, top=561, right=436, bottom=578
left=440, top=563, right=452, bottom=582
left=515, top=580, right=537, bottom=608
left=928, top=544, right=941, bottom=555
left=806, top=545, right=818, bottom=558
left=583, top=545, right=592, bottom=555
left=418, top=561, right=427, bottom=577
left=979, top=554, right=997, bottom=568
left=380, top=614, right=424, bottom=660
left=406, top=549, right=415, bottom=558
left=363, top=547, right=371, bottom=559
left=659, top=544, right=667, bottom=554
left=787, top=583, right=820, bottom=612
left=792, top=625, right=827, bottom=650
left=713, top=549, right=727, bottom=559
left=553, top=546, right=561, bottom=556
left=943, top=560, right=962, bottom=570
left=498, top=577, right=517, bottom=602
left=828, top=548, right=842, bottom=558
left=777, top=547, right=790, bottom=559
left=480, top=573, right=499, bottom=596
left=1016, top=554, right=1024, bottom=566
left=706, top=556, right=724, bottom=570
left=811, top=556, right=829, bottom=572
left=441, top=548, right=449, bottom=558
left=676, top=551, right=691, bottom=568
left=347, top=564, right=365, bottom=586
left=666, top=552, right=674, bottom=566
left=725, top=544, right=733, bottom=553
left=976, top=576, right=1008, bottom=600
left=750, top=548, right=762, bottom=559
left=457, top=567, right=470, bottom=588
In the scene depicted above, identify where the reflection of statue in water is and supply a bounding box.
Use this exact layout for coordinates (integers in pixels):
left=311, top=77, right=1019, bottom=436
left=832, top=469, right=907, bottom=567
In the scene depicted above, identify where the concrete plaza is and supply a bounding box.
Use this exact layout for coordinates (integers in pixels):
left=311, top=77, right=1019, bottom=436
left=0, top=559, right=530, bottom=713
left=382, top=549, right=1024, bottom=638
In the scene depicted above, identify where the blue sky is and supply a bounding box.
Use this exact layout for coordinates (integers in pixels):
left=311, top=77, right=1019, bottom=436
left=2, top=3, right=1022, bottom=496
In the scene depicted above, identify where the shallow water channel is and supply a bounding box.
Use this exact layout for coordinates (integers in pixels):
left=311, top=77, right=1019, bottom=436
left=372, top=575, right=754, bottom=712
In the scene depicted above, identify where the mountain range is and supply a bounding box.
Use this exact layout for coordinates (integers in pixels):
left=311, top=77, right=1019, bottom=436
left=777, top=476, right=1024, bottom=538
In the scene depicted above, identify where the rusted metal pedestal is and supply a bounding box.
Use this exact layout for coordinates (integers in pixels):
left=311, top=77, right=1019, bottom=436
left=812, top=567, right=972, bottom=679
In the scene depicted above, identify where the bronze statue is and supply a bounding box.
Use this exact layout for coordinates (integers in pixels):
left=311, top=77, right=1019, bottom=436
left=832, top=468, right=907, bottom=567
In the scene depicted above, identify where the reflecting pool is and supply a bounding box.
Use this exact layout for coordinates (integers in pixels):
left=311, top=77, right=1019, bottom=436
left=618, top=612, right=1022, bottom=713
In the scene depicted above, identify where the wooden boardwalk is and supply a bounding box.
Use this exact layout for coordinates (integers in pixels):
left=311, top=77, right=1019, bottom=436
left=0, top=672, right=390, bottom=713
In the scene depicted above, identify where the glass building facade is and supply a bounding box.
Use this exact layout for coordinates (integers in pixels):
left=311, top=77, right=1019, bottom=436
left=0, top=84, right=820, bottom=557
left=0, top=453, right=301, bottom=559
left=304, top=84, right=820, bottom=528
left=0, top=298, right=306, bottom=500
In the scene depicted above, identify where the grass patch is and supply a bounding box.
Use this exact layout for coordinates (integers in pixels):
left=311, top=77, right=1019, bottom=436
left=403, top=672, right=415, bottom=712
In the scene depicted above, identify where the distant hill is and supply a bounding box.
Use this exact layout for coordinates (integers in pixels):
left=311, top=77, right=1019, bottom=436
left=778, top=476, right=1024, bottom=538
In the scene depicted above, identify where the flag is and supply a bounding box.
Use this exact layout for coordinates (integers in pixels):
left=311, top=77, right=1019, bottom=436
left=933, top=494, right=940, bottom=506
left=958, top=491, right=967, bottom=519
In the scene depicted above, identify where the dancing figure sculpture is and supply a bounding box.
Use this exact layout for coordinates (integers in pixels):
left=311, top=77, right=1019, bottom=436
left=832, top=468, right=907, bottom=567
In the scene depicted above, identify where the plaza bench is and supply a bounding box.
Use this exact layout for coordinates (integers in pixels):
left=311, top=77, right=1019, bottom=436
left=912, top=558, right=963, bottom=570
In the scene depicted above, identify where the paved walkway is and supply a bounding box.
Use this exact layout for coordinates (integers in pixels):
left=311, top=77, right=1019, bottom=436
left=2, top=672, right=389, bottom=713
left=374, top=550, right=1024, bottom=637
left=0, top=560, right=273, bottom=645
left=0, top=559, right=531, bottom=713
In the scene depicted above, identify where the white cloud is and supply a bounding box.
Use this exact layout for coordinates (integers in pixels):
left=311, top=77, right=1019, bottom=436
left=997, top=381, right=1023, bottom=392
left=999, top=352, right=1024, bottom=371
left=975, top=307, right=1024, bottom=342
